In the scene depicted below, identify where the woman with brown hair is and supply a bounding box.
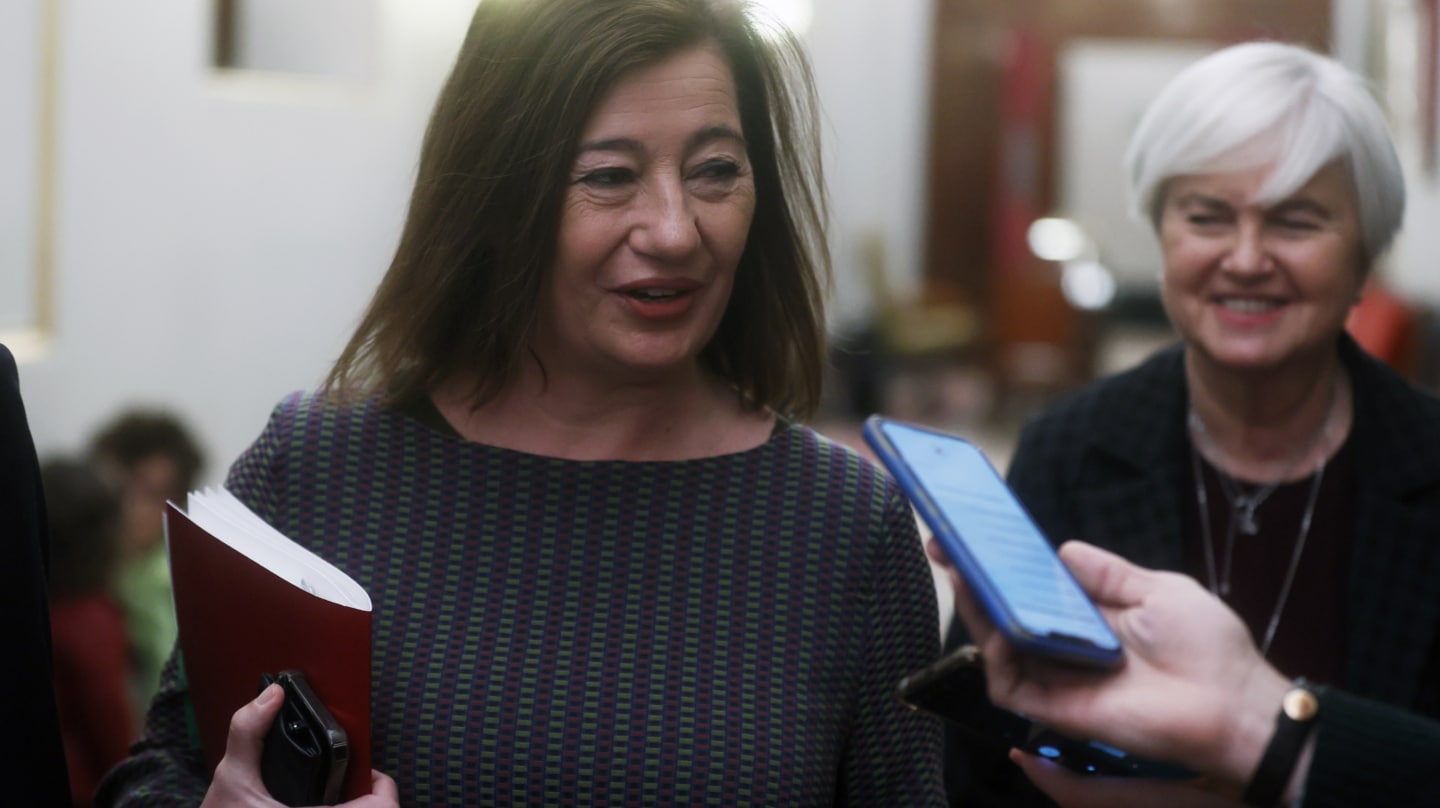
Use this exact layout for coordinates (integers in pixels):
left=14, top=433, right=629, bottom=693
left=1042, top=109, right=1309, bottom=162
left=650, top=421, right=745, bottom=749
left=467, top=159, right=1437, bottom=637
left=97, top=1, right=945, bottom=805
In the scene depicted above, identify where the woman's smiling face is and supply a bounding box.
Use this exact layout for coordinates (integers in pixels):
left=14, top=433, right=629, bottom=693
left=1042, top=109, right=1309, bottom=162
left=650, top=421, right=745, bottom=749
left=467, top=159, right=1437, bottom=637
left=1158, top=161, right=1366, bottom=374
left=533, top=42, right=756, bottom=385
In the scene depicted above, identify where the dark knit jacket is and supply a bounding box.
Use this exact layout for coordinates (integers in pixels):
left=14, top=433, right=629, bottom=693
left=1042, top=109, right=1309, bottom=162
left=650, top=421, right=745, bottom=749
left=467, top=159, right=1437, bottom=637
left=945, top=334, right=1440, bottom=807
left=101, top=391, right=945, bottom=806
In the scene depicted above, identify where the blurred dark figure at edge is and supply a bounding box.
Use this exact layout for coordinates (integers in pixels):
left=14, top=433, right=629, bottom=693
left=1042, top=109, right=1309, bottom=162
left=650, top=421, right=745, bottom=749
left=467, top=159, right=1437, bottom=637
left=0, top=341, right=73, bottom=807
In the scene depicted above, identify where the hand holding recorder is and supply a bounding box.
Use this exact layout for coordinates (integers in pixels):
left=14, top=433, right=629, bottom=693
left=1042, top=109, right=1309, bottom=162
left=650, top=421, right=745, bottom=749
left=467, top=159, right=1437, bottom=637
left=863, top=416, right=1292, bottom=800
left=938, top=538, right=1298, bottom=805
left=865, top=416, right=1194, bottom=778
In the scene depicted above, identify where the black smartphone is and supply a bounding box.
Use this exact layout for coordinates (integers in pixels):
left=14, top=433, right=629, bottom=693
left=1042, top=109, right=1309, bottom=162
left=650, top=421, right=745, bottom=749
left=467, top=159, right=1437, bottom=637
left=258, top=670, right=350, bottom=806
left=899, top=644, right=1194, bottom=779
left=863, top=415, right=1123, bottom=667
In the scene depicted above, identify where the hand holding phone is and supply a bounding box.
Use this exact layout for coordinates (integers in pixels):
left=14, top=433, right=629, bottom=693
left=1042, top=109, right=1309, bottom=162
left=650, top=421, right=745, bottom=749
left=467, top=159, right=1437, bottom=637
left=864, top=415, right=1122, bottom=667
left=898, top=644, right=1194, bottom=779
left=258, top=670, right=350, bottom=806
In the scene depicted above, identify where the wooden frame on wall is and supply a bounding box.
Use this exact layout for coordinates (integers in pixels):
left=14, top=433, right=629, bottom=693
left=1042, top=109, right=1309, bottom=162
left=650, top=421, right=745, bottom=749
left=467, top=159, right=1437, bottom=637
left=0, top=0, right=58, bottom=360
left=209, top=0, right=376, bottom=82
left=1421, top=0, right=1438, bottom=177
left=1377, top=0, right=1440, bottom=181
left=214, top=0, right=238, bottom=69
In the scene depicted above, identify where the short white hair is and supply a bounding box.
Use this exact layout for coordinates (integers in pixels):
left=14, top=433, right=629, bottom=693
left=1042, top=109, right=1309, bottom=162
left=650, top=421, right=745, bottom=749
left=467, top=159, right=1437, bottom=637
left=1125, top=41, right=1405, bottom=262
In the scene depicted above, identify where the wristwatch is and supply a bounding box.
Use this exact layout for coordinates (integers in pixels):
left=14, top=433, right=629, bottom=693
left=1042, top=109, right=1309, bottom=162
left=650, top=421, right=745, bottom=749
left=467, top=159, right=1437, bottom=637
left=1243, top=678, right=1321, bottom=807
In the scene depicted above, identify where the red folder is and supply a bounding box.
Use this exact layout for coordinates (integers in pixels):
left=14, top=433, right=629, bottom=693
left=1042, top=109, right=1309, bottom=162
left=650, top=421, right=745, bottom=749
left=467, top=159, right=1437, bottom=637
left=166, top=500, right=372, bottom=800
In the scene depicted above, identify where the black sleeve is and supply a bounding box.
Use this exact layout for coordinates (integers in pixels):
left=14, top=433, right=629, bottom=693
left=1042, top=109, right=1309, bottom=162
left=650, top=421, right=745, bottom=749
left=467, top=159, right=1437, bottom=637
left=0, top=343, right=73, bottom=807
left=1300, top=688, right=1440, bottom=807
left=1005, top=413, right=1080, bottom=550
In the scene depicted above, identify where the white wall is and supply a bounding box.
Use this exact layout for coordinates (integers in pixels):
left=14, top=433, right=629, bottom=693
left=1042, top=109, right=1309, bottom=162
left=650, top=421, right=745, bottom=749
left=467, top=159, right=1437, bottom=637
left=0, top=0, right=43, bottom=332
left=19, top=0, right=476, bottom=475
left=1393, top=171, right=1440, bottom=301
left=1056, top=39, right=1213, bottom=290
left=15, top=0, right=934, bottom=480
left=1380, top=5, right=1440, bottom=304
left=807, top=0, right=935, bottom=327
left=1330, top=0, right=1440, bottom=303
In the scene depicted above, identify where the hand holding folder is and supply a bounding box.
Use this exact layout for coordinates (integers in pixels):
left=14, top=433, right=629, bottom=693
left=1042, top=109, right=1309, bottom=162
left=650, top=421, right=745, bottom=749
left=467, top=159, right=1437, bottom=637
left=165, top=489, right=373, bottom=802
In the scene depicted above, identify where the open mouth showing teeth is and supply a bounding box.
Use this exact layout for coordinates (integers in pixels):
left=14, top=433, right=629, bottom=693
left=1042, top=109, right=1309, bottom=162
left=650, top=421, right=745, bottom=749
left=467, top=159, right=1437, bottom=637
left=627, top=289, right=685, bottom=301
left=1218, top=298, right=1282, bottom=314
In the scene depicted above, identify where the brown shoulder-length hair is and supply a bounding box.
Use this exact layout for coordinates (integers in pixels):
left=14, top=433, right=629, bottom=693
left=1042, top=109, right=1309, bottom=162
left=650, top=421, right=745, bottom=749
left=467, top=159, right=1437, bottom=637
left=325, top=0, right=829, bottom=419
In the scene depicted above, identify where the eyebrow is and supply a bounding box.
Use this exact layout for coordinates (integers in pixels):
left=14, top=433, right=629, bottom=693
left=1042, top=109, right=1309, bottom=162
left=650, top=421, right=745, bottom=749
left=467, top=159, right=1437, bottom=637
left=1268, top=198, right=1333, bottom=219
left=686, top=124, right=747, bottom=152
left=575, top=125, right=747, bottom=158
left=1171, top=193, right=1230, bottom=209
left=1171, top=192, right=1333, bottom=218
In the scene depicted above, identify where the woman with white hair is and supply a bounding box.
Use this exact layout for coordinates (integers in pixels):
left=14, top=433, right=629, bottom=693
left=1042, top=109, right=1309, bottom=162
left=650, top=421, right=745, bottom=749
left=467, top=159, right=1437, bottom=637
left=942, top=41, right=1440, bottom=808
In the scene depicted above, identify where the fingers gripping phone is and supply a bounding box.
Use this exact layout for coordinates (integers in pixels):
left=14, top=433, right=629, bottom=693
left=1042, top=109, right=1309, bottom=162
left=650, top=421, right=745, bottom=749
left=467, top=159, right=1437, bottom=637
left=898, top=644, right=1194, bottom=779
left=258, top=671, right=350, bottom=806
left=863, top=415, right=1123, bottom=667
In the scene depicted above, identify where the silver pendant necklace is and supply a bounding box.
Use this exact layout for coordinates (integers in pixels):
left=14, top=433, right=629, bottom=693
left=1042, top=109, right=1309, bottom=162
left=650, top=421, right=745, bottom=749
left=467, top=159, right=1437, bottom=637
left=1190, top=446, right=1325, bottom=657
left=1222, top=475, right=1267, bottom=536
left=1187, top=378, right=1339, bottom=536
left=1186, top=377, right=1338, bottom=656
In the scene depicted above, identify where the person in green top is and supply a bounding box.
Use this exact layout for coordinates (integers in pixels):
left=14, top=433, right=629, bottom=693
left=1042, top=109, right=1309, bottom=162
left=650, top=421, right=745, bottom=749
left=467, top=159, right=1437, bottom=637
left=89, top=409, right=204, bottom=712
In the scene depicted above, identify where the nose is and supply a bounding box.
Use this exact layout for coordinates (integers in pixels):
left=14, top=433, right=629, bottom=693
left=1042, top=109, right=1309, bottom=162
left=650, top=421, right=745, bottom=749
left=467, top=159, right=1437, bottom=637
left=631, top=179, right=700, bottom=261
left=1222, top=220, right=1272, bottom=277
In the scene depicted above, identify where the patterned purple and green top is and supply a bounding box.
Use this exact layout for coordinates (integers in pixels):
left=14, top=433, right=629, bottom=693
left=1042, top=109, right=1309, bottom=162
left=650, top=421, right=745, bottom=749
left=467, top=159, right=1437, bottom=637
left=98, top=391, right=944, bottom=806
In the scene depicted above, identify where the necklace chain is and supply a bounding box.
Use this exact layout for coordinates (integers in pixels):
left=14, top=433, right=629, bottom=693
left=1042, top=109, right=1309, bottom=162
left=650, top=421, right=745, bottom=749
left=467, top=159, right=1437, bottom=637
left=1187, top=378, right=1339, bottom=536
left=1191, top=446, right=1326, bottom=657
left=1187, top=376, right=1339, bottom=658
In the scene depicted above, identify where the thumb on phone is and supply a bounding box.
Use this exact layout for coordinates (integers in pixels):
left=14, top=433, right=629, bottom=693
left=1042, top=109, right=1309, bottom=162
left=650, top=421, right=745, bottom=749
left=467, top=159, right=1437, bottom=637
left=225, top=682, right=285, bottom=771
left=1056, top=541, right=1156, bottom=609
left=199, top=684, right=287, bottom=807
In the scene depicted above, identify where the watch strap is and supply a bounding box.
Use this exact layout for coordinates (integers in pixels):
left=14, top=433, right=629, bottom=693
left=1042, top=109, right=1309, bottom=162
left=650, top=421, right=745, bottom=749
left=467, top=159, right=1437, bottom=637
left=1243, top=678, right=1321, bottom=807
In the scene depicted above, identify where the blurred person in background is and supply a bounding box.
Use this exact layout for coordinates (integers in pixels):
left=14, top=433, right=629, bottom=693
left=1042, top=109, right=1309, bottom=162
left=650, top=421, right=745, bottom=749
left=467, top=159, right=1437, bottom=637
left=97, top=0, right=945, bottom=804
left=89, top=410, right=205, bottom=713
left=0, top=343, right=73, bottom=806
left=44, top=457, right=140, bottom=807
left=943, top=41, right=1440, bottom=807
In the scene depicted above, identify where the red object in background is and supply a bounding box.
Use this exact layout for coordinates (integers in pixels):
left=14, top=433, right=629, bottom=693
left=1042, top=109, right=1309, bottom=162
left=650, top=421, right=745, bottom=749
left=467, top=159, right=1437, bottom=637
left=987, top=29, right=1079, bottom=370
left=990, top=28, right=1052, bottom=278
left=51, top=595, right=137, bottom=808
left=1347, top=280, right=1418, bottom=375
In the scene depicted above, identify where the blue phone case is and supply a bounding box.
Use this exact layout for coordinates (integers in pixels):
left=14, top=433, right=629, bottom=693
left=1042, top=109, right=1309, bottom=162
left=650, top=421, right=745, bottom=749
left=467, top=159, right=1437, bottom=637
left=863, top=415, right=1122, bottom=668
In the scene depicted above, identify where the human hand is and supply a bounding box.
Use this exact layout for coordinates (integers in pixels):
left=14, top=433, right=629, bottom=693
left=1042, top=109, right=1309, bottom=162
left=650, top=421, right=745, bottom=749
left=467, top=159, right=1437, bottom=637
left=931, top=538, right=1288, bottom=790
left=199, top=683, right=399, bottom=807
left=1011, top=751, right=1244, bottom=808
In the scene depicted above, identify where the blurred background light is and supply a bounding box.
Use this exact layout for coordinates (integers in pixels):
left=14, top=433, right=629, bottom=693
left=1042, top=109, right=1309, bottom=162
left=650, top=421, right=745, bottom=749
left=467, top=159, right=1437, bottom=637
left=750, top=0, right=814, bottom=37
left=1027, top=216, right=1089, bottom=263
left=1061, top=259, right=1117, bottom=311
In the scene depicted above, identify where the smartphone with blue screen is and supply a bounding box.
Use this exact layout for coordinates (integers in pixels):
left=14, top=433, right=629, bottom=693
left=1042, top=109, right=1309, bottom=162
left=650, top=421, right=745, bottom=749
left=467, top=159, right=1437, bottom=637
left=863, top=415, right=1122, bottom=668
